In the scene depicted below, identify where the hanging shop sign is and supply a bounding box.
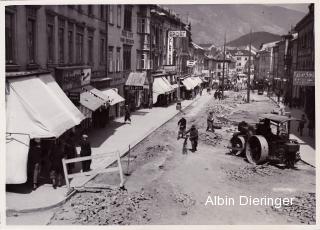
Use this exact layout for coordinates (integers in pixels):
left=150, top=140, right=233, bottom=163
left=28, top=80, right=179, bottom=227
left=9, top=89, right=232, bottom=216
left=168, top=30, right=186, bottom=37
left=293, top=71, right=314, bottom=86
left=167, top=36, right=174, bottom=66
left=55, top=67, right=91, bottom=91
left=187, top=60, right=196, bottom=67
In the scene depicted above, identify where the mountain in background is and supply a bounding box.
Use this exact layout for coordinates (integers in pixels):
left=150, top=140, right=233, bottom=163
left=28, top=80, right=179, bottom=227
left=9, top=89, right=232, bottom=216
left=226, top=31, right=281, bottom=50
left=163, top=4, right=306, bottom=45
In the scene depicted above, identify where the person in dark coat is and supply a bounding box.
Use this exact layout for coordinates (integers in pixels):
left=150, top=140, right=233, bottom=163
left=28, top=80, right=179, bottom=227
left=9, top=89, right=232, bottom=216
left=64, top=133, right=77, bottom=174
left=186, top=124, right=199, bottom=152
left=80, top=134, right=92, bottom=172
left=124, top=105, right=131, bottom=124
left=298, top=114, right=307, bottom=137
left=50, top=140, right=65, bottom=189
left=177, top=117, right=187, bottom=139
left=31, top=139, right=42, bottom=190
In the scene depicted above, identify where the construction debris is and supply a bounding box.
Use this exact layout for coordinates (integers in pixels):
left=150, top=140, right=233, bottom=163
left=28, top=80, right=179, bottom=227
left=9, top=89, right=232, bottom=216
left=271, top=193, right=316, bottom=224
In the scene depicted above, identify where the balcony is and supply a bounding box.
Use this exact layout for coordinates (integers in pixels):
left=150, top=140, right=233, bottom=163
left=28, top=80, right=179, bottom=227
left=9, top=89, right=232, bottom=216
left=121, top=30, right=133, bottom=39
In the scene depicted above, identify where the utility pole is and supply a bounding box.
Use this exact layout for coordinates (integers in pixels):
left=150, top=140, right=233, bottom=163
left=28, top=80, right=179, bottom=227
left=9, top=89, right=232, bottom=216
left=222, top=32, right=226, bottom=99
left=247, top=29, right=252, bottom=103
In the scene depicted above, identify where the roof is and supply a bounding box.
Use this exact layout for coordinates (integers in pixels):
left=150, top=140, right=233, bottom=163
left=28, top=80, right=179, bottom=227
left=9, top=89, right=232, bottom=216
left=228, top=49, right=252, bottom=56
left=259, top=113, right=299, bottom=123
left=191, top=42, right=204, bottom=50
left=259, top=41, right=279, bottom=51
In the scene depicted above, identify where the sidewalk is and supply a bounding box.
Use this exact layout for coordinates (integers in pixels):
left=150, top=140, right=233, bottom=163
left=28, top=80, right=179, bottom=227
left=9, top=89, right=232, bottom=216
left=6, top=93, right=210, bottom=213
left=268, top=93, right=315, bottom=167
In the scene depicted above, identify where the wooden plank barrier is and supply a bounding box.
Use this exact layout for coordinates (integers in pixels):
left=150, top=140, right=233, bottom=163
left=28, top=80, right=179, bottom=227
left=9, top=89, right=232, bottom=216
left=62, top=150, right=124, bottom=191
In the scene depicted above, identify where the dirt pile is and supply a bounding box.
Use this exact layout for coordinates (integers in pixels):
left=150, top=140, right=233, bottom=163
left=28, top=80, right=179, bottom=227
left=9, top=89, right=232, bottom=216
left=226, top=164, right=282, bottom=181
left=50, top=189, right=153, bottom=225
left=198, top=132, right=222, bottom=146
left=173, top=192, right=196, bottom=208
left=271, top=193, right=316, bottom=224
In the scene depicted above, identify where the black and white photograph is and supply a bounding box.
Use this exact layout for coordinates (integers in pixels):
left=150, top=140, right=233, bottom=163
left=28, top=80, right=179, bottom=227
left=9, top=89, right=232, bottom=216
left=4, top=1, right=316, bottom=226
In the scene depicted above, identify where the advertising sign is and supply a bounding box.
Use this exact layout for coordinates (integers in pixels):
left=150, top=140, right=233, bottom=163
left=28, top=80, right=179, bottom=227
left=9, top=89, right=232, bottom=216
left=293, top=71, right=314, bottom=86
left=168, top=31, right=187, bottom=37
left=56, top=67, right=91, bottom=91
left=187, top=60, right=196, bottom=67
left=167, top=36, right=174, bottom=65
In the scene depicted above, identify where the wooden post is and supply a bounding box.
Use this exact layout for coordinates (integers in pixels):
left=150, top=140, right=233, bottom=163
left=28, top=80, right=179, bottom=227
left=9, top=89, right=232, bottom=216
left=62, top=158, right=70, bottom=190
left=117, top=151, right=124, bottom=187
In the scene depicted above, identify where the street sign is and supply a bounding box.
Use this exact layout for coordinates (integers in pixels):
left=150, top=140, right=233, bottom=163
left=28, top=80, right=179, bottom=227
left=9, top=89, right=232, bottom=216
left=187, top=60, right=196, bottom=67
left=168, top=30, right=186, bottom=37
left=167, top=36, right=174, bottom=65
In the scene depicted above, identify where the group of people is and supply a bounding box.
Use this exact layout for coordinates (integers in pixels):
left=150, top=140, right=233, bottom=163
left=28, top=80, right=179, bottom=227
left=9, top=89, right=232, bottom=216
left=177, top=111, right=217, bottom=152
left=30, top=133, right=92, bottom=190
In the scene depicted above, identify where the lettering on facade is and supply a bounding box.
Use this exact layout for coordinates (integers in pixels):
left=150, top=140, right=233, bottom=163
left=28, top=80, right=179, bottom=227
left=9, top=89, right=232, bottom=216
left=168, top=30, right=186, bottom=37
left=57, top=68, right=91, bottom=90
left=167, top=36, right=174, bottom=65
left=293, top=71, right=314, bottom=86
left=120, top=37, right=134, bottom=44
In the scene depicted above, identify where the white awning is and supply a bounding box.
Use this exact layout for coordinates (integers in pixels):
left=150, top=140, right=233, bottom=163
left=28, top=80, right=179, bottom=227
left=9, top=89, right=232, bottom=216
left=182, top=78, right=196, bottom=90
left=153, top=77, right=173, bottom=103
left=7, top=74, right=85, bottom=138
left=100, top=88, right=125, bottom=106
left=6, top=73, right=85, bottom=184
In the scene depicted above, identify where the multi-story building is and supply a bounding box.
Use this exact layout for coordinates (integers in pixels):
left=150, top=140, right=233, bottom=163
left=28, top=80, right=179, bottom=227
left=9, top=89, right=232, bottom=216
left=228, top=49, right=254, bottom=75
left=292, top=3, right=314, bottom=118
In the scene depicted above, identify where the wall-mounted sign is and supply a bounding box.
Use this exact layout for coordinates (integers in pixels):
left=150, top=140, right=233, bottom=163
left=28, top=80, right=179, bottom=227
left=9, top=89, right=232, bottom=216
left=168, top=30, right=186, bottom=37
left=120, top=37, right=134, bottom=44
left=55, top=67, right=91, bottom=91
left=167, top=36, right=174, bottom=65
left=187, top=60, right=196, bottom=67
left=293, top=71, right=314, bottom=86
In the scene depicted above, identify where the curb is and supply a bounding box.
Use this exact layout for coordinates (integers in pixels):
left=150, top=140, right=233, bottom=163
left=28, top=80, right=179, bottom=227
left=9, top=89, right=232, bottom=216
left=6, top=96, right=203, bottom=214
left=6, top=189, right=76, bottom=214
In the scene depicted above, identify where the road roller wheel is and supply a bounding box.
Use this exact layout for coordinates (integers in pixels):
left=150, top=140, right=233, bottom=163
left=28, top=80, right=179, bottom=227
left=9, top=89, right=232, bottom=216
left=246, top=135, right=269, bottom=164
left=230, top=136, right=246, bottom=156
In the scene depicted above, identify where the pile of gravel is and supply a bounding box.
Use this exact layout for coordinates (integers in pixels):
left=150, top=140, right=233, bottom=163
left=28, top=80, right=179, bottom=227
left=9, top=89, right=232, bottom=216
left=50, top=189, right=153, bottom=225
left=198, top=132, right=222, bottom=146
left=173, top=192, right=196, bottom=208
left=271, top=193, right=316, bottom=224
left=226, top=164, right=282, bottom=181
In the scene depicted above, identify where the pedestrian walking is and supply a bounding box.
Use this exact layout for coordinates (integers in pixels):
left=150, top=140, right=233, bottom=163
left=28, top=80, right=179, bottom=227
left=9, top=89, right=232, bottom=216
left=31, top=138, right=42, bottom=190
left=50, top=139, right=65, bottom=189
left=297, top=114, right=307, bottom=137
left=80, top=134, right=92, bottom=172
left=185, top=124, right=199, bottom=152
left=206, top=112, right=214, bottom=132
left=308, top=116, right=314, bottom=138
left=177, top=117, right=187, bottom=139
left=64, top=133, right=77, bottom=174
left=124, top=105, right=131, bottom=124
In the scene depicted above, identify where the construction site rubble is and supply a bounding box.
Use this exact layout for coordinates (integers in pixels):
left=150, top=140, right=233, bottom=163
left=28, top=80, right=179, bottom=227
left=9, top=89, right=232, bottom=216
left=271, top=193, right=316, bottom=224
left=49, top=188, right=153, bottom=225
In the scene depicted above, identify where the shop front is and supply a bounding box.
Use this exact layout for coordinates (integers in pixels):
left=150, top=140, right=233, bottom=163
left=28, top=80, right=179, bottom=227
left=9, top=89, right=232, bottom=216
left=292, top=71, right=315, bottom=117
left=124, top=72, right=150, bottom=111
left=153, top=77, right=175, bottom=106
left=182, top=77, right=198, bottom=99
left=55, top=67, right=110, bottom=129
left=100, top=88, right=126, bottom=119
left=6, top=70, right=85, bottom=184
